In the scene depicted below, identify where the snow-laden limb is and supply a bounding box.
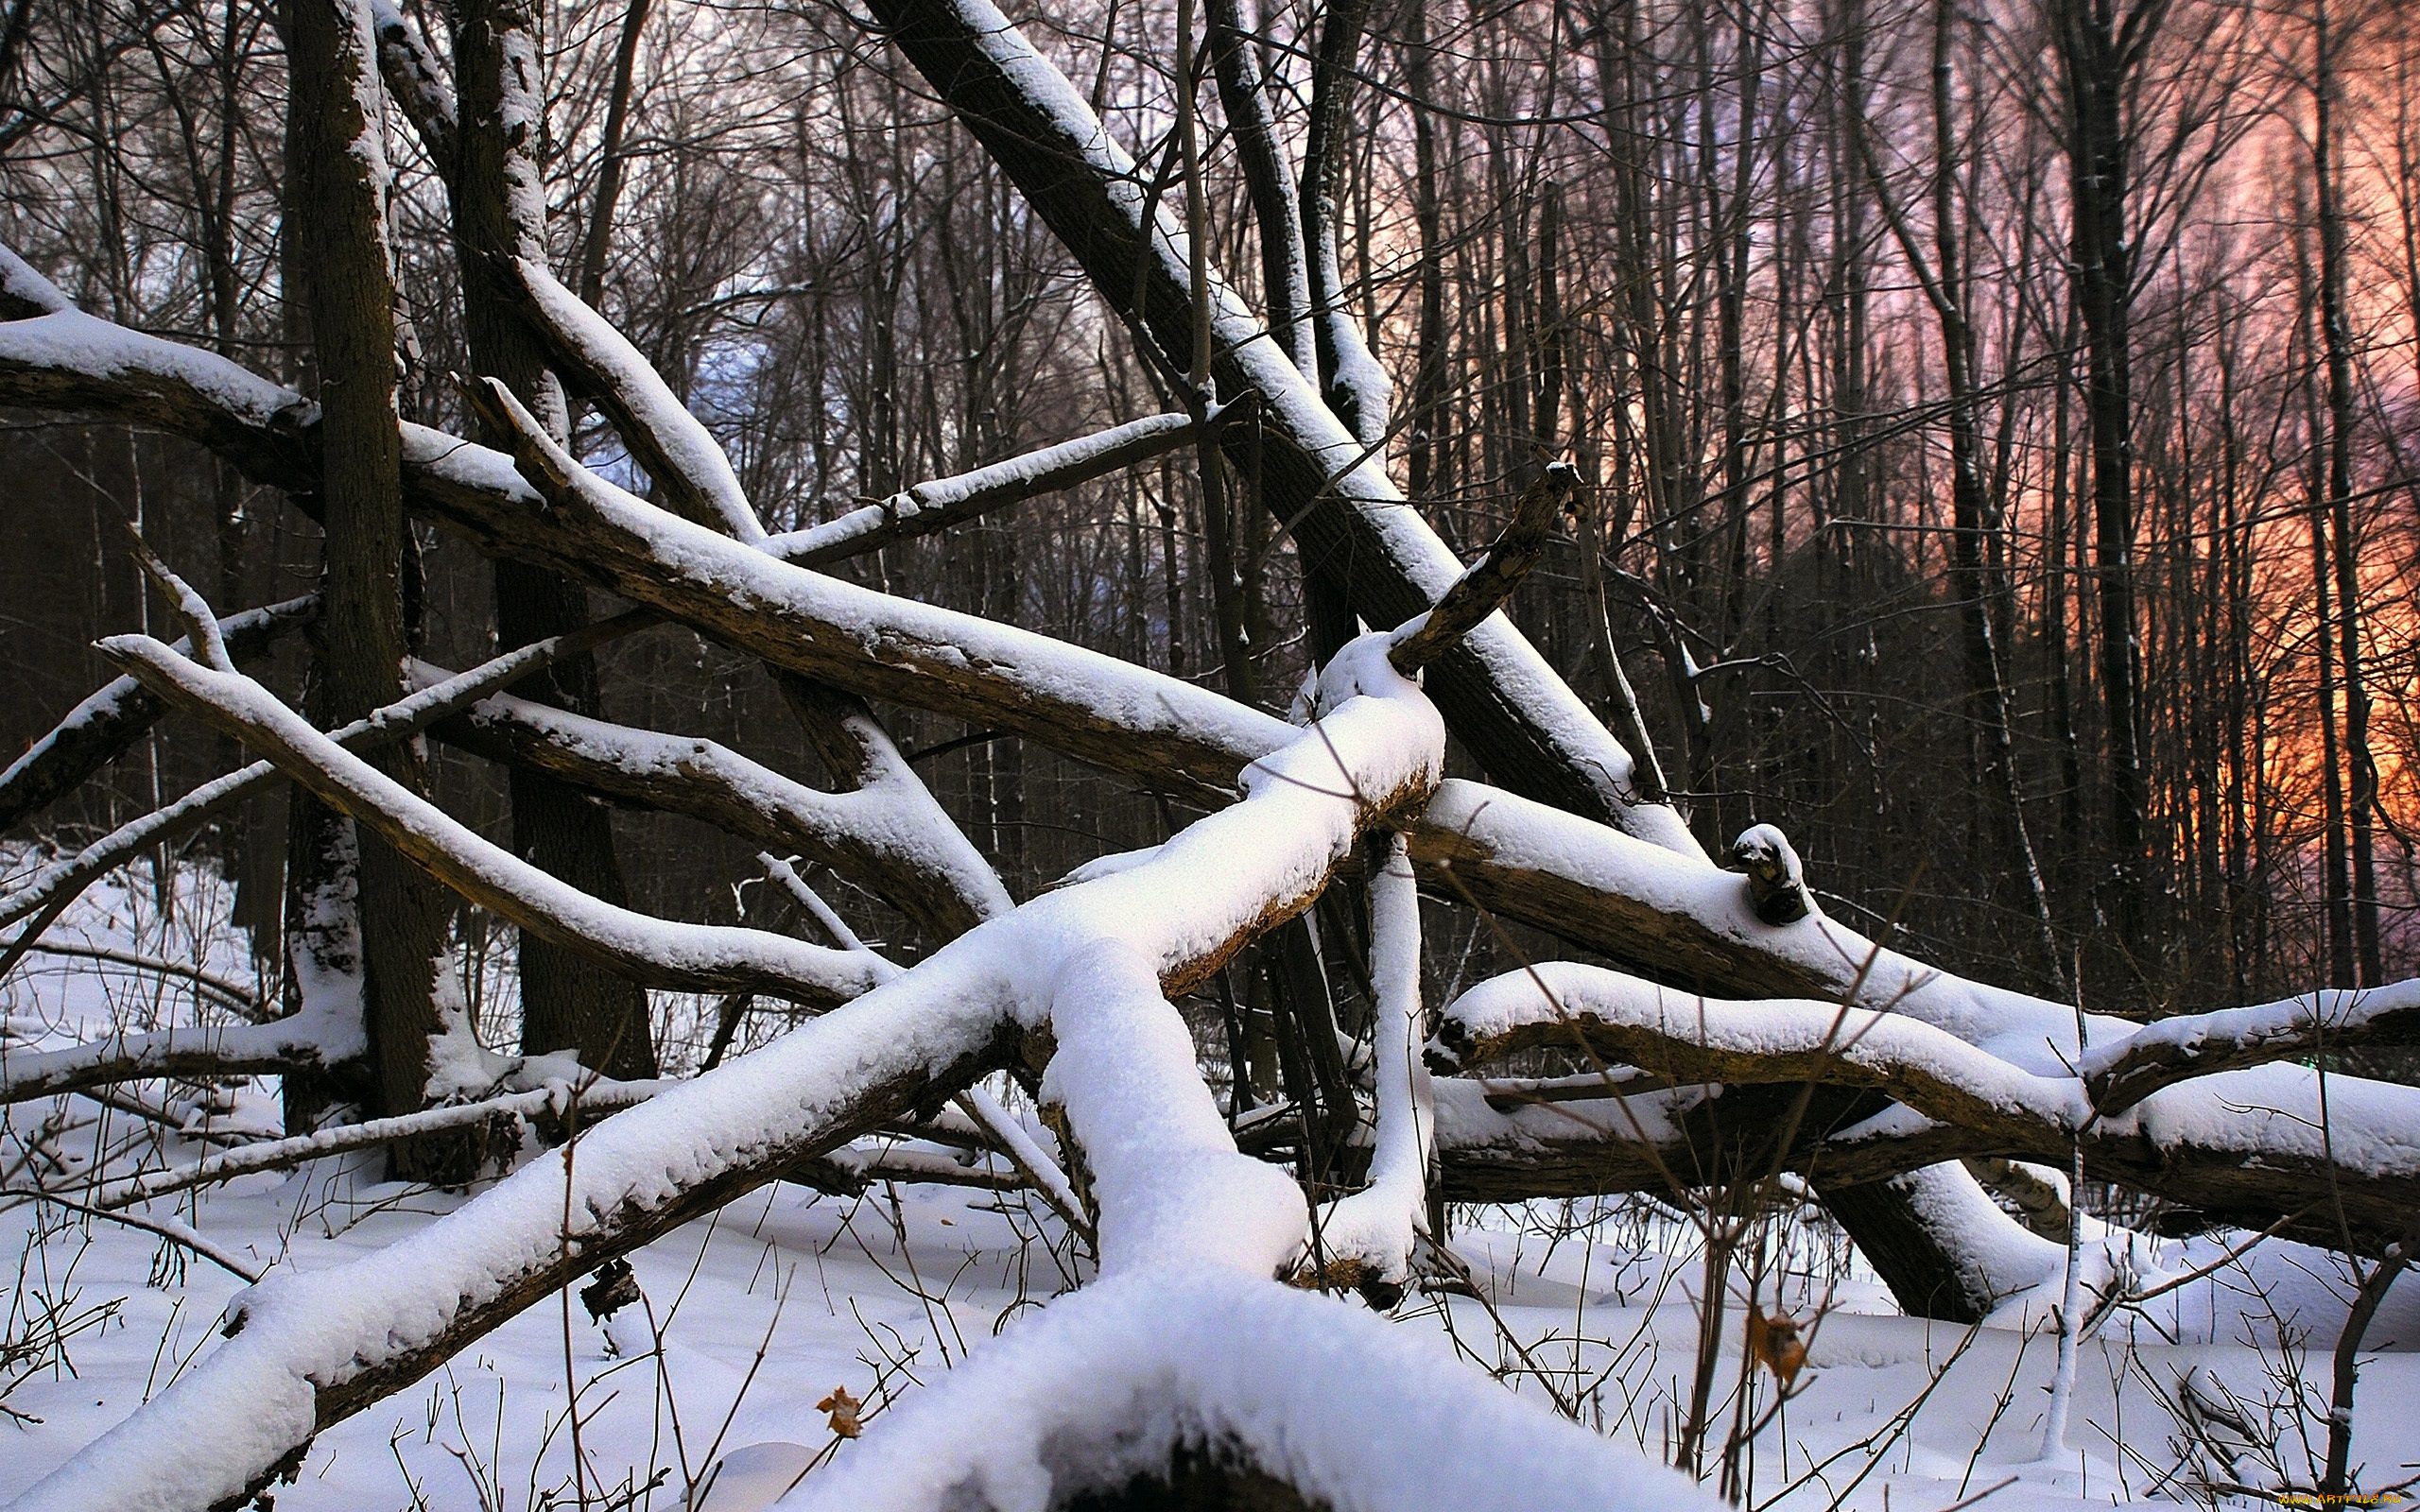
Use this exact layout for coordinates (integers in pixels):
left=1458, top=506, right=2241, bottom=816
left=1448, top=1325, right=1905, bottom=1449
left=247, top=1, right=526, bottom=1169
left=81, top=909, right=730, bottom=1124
left=862, top=0, right=1697, bottom=851
left=1428, top=1074, right=1725, bottom=1200
left=768, top=677, right=1015, bottom=930
left=0, top=1003, right=363, bottom=1108
left=806, top=1136, right=1031, bottom=1193
left=367, top=0, right=456, bottom=172
left=0, top=608, right=647, bottom=971
left=1043, top=939, right=1307, bottom=1275
left=2081, top=978, right=2420, bottom=1112
left=105, top=638, right=897, bottom=1005
left=1432, top=961, right=2420, bottom=1255
left=453, top=377, right=1295, bottom=800
left=1414, top=781, right=2102, bottom=1059
left=0, top=244, right=72, bottom=318
left=425, top=666, right=1010, bottom=942
left=11, top=639, right=1443, bottom=1512
left=1314, top=833, right=1434, bottom=1293
left=0, top=253, right=320, bottom=488
left=760, top=411, right=1202, bottom=563
left=505, top=257, right=767, bottom=541
left=1205, top=0, right=1317, bottom=377
left=784, top=1267, right=1720, bottom=1512
left=0, top=594, right=315, bottom=832
left=1429, top=961, right=2085, bottom=1134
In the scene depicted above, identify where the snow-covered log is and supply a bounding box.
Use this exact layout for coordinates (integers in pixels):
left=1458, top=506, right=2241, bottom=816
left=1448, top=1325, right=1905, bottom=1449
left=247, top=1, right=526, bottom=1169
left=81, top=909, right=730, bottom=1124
left=2080, top=979, right=2420, bottom=1111
left=1430, top=962, right=2420, bottom=1255
left=102, top=638, right=898, bottom=1005
left=0, top=593, right=315, bottom=833
left=8, top=632, right=1445, bottom=1512
left=787, top=1267, right=1718, bottom=1512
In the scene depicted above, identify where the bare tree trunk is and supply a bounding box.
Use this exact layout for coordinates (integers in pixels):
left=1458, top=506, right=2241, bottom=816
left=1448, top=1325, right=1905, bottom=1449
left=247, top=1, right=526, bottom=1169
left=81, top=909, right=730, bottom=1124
left=2310, top=0, right=2380, bottom=985
left=277, top=0, right=465, bottom=1177
left=2052, top=0, right=2154, bottom=994
left=454, top=0, right=657, bottom=1077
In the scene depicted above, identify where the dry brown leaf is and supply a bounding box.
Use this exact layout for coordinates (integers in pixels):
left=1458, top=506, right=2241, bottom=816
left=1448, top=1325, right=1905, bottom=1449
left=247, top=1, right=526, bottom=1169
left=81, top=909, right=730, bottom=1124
left=1746, top=1307, right=1806, bottom=1388
left=816, top=1385, right=864, bottom=1438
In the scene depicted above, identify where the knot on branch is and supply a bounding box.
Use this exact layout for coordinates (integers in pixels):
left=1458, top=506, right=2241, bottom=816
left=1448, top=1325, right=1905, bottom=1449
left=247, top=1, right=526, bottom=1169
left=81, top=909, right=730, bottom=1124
left=1725, top=823, right=1812, bottom=926
left=1388, top=463, right=1575, bottom=674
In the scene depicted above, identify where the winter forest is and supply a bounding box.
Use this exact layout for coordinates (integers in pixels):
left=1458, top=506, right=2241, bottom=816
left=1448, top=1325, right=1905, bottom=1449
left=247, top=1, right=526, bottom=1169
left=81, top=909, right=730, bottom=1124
left=1, top=0, right=2418, bottom=1502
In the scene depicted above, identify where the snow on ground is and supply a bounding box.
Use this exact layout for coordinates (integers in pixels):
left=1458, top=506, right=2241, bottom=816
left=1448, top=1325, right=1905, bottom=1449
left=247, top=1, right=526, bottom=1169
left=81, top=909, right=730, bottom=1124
left=3, top=858, right=2415, bottom=1510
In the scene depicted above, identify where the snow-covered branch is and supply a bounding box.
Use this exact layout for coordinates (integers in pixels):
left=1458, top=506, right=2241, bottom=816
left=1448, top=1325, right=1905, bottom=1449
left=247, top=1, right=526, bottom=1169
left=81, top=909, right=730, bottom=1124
left=425, top=667, right=1011, bottom=943
left=0, top=1007, right=363, bottom=1109
left=452, top=374, right=1293, bottom=800
left=499, top=257, right=767, bottom=541
left=1311, top=833, right=1433, bottom=1297
left=1388, top=464, right=1573, bottom=674
left=102, top=637, right=897, bottom=1005
left=0, top=593, right=315, bottom=833
left=759, top=409, right=1208, bottom=564
left=1430, top=962, right=2420, bottom=1255
left=2080, top=979, right=2420, bottom=1112
left=368, top=0, right=457, bottom=172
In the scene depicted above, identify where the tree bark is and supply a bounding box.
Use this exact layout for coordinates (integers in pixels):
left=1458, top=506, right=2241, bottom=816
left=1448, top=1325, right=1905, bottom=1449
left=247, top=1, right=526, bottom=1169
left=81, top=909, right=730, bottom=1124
left=278, top=0, right=465, bottom=1178
left=454, top=0, right=656, bottom=1077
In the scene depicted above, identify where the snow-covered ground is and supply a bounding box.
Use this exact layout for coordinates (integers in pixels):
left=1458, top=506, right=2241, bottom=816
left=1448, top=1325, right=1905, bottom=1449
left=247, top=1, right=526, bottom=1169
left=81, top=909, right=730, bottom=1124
left=3, top=857, right=2414, bottom=1511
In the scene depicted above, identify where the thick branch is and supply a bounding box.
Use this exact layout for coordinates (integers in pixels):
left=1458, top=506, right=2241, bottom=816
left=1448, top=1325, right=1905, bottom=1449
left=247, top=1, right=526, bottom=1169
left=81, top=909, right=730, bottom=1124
left=368, top=0, right=457, bottom=173
left=497, top=257, right=766, bottom=540
left=1388, top=464, right=1572, bottom=674
left=103, top=638, right=895, bottom=1005
left=425, top=670, right=1006, bottom=942
left=0, top=595, right=315, bottom=833
left=2081, top=979, right=2420, bottom=1112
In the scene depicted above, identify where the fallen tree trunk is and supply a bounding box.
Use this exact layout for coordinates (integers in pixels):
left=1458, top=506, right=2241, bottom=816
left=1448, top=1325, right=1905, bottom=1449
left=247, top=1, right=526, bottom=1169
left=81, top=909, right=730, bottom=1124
left=1431, top=961, right=2420, bottom=1255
